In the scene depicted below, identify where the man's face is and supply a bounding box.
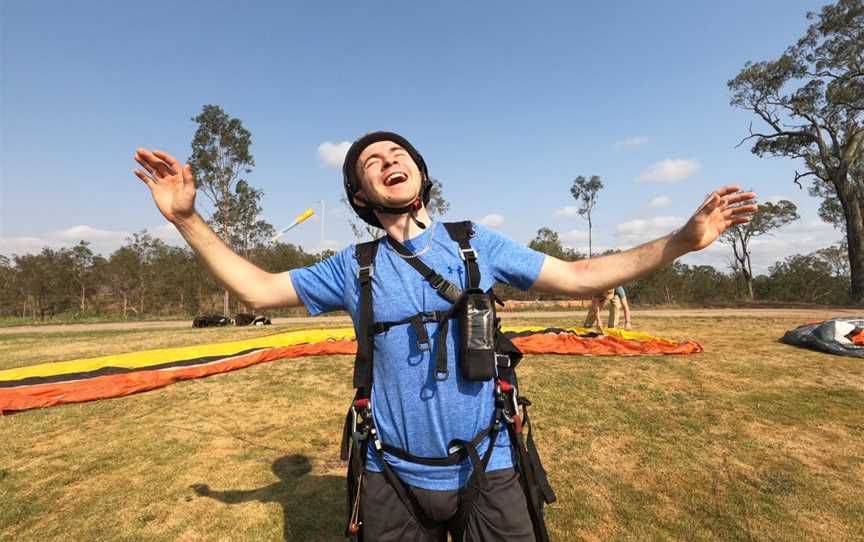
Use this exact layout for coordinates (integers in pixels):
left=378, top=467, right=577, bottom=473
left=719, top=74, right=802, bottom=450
left=354, top=140, right=423, bottom=208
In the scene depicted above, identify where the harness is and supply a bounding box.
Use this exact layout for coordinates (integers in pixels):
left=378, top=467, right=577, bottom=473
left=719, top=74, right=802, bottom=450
left=340, top=221, right=556, bottom=541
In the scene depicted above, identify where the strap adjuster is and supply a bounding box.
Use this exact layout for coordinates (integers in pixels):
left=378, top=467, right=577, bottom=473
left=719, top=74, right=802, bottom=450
left=357, top=264, right=374, bottom=281
left=495, top=353, right=512, bottom=368
left=459, top=248, right=476, bottom=261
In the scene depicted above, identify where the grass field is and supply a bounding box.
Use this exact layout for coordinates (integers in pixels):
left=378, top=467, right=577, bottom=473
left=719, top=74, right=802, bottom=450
left=2, top=314, right=863, bottom=541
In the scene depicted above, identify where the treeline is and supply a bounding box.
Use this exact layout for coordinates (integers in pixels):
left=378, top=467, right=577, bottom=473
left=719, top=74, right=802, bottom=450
left=0, top=232, right=853, bottom=322
left=495, top=227, right=853, bottom=307
left=0, top=231, right=323, bottom=321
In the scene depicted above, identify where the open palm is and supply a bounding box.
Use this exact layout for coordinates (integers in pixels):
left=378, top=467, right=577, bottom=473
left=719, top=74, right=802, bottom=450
left=133, top=149, right=197, bottom=224
left=676, top=185, right=758, bottom=252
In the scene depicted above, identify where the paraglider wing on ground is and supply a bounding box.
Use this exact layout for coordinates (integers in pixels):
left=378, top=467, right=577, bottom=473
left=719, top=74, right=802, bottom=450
left=781, top=318, right=864, bottom=358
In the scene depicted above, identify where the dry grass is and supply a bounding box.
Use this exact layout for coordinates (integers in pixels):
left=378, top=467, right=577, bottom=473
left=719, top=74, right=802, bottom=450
left=2, top=315, right=863, bottom=541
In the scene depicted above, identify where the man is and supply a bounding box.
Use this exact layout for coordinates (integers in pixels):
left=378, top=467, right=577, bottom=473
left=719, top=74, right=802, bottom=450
left=584, top=286, right=632, bottom=334
left=133, top=132, right=756, bottom=541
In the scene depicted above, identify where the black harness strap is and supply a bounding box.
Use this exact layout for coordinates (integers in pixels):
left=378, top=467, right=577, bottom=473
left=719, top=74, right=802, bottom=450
left=353, top=240, right=379, bottom=397
left=386, top=235, right=463, bottom=304
left=443, top=221, right=480, bottom=289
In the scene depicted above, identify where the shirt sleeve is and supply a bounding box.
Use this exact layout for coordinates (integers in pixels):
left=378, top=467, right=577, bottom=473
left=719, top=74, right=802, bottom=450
left=615, top=286, right=627, bottom=299
left=472, top=224, right=546, bottom=291
left=289, top=247, right=351, bottom=315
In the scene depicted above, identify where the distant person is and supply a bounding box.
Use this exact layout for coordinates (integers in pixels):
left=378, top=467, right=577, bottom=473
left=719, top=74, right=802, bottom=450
left=133, top=132, right=756, bottom=541
left=584, top=286, right=632, bottom=333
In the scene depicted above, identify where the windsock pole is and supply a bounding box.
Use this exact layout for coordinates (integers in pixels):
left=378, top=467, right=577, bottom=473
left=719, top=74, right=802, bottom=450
left=272, top=208, right=315, bottom=241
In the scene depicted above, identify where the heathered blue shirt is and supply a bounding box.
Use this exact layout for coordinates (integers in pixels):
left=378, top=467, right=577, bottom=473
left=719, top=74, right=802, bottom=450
left=290, top=222, right=545, bottom=491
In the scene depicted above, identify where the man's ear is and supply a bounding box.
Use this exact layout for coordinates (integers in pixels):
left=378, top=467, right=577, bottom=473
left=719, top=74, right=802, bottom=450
left=351, top=190, right=368, bottom=208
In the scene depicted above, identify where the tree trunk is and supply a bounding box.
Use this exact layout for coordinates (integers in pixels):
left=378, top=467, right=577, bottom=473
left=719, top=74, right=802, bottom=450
left=844, top=196, right=864, bottom=304
left=834, top=173, right=864, bottom=304
left=223, top=290, right=229, bottom=316
left=588, top=215, right=593, bottom=258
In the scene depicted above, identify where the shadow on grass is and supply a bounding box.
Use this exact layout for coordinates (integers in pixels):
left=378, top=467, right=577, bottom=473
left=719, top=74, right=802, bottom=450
left=191, top=454, right=344, bottom=541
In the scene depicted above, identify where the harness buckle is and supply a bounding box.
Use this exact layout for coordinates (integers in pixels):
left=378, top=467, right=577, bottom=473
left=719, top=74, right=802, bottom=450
left=351, top=399, right=371, bottom=441
left=495, top=353, right=512, bottom=368
left=357, top=264, right=374, bottom=281
left=416, top=338, right=431, bottom=352
left=459, top=248, right=476, bottom=261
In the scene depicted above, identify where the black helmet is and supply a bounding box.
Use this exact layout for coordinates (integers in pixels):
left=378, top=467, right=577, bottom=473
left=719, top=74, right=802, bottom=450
left=342, top=131, right=433, bottom=229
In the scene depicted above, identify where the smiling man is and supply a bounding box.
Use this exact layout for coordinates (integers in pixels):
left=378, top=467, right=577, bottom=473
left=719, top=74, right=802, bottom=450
left=133, top=131, right=756, bottom=541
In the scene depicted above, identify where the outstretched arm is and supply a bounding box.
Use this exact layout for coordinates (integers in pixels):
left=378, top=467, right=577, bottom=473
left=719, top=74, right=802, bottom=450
left=531, top=185, right=757, bottom=297
left=133, top=148, right=302, bottom=310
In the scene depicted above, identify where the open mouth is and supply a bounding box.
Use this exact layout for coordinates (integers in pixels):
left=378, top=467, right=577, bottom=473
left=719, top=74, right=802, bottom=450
left=384, top=171, right=408, bottom=186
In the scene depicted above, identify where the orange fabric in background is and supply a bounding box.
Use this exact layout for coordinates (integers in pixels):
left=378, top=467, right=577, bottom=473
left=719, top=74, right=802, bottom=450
left=511, top=333, right=703, bottom=356
left=0, top=340, right=357, bottom=414
left=852, top=331, right=864, bottom=345
left=1, top=331, right=704, bottom=414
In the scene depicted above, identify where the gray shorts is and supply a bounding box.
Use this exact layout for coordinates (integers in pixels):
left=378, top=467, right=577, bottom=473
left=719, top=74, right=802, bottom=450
left=360, top=468, right=535, bottom=541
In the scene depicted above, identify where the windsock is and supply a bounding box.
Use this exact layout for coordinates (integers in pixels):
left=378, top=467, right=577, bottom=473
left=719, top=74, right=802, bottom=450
left=273, top=208, right=315, bottom=240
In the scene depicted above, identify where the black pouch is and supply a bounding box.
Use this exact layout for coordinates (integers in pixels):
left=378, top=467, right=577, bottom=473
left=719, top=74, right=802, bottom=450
left=459, top=290, right=497, bottom=381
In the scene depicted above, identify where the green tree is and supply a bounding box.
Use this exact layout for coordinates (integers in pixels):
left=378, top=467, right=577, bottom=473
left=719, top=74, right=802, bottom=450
left=720, top=199, right=799, bottom=300
left=528, top=227, right=583, bottom=261
left=728, top=0, right=864, bottom=302
left=69, top=240, right=96, bottom=313
left=14, top=248, right=75, bottom=320
left=187, top=104, right=257, bottom=313
left=569, top=175, right=604, bottom=257
left=210, top=180, right=275, bottom=258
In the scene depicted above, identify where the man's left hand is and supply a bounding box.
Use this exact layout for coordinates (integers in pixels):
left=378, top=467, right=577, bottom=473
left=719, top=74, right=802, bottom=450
left=674, top=185, right=757, bottom=253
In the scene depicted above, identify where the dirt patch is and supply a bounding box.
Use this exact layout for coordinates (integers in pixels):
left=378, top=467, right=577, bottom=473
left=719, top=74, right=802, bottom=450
left=3, top=308, right=859, bottom=335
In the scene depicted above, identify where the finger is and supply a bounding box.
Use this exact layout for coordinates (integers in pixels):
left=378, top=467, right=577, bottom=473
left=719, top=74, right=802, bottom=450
left=723, top=192, right=757, bottom=205
left=699, top=192, right=722, bottom=214
left=134, top=155, right=161, bottom=179
left=713, top=185, right=743, bottom=197
left=136, top=149, right=173, bottom=178
left=182, top=164, right=196, bottom=188
left=133, top=169, right=157, bottom=187
left=729, top=204, right=759, bottom=215
left=153, top=150, right=181, bottom=175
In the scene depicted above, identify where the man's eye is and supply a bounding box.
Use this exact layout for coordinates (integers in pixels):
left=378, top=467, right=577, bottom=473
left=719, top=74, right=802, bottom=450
left=364, top=159, right=380, bottom=169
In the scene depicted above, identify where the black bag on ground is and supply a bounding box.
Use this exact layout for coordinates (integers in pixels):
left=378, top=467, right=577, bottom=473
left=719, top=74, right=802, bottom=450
left=192, top=314, right=231, bottom=328
left=234, top=313, right=272, bottom=326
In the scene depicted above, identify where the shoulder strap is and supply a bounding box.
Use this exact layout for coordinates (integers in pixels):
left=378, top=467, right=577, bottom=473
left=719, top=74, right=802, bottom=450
left=386, top=235, right=462, bottom=304
left=443, top=221, right=480, bottom=289
left=353, top=240, right=379, bottom=397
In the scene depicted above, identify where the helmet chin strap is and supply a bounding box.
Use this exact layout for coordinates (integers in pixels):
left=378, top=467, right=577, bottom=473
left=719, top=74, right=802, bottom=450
left=355, top=192, right=427, bottom=230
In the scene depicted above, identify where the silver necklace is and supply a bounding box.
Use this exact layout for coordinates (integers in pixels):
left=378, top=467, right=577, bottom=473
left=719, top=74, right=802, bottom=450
left=389, top=222, right=437, bottom=259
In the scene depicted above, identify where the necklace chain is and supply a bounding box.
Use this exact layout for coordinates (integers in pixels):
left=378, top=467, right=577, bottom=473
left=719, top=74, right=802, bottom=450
left=388, top=223, right=436, bottom=259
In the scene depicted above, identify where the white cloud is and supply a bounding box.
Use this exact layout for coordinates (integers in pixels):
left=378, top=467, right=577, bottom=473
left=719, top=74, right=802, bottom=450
left=0, top=224, right=186, bottom=257
left=319, top=239, right=343, bottom=252
left=317, top=141, right=351, bottom=168
left=636, top=159, right=701, bottom=183
left=613, top=136, right=648, bottom=150
left=554, top=206, right=581, bottom=218
left=615, top=216, right=684, bottom=245
left=479, top=214, right=504, bottom=227
left=648, top=196, right=671, bottom=208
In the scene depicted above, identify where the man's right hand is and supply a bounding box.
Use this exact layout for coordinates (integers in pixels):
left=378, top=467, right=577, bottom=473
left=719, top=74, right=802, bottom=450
left=134, top=149, right=197, bottom=224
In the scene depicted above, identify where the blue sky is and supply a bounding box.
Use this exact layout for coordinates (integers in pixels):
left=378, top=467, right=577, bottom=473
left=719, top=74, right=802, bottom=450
left=0, top=0, right=843, bottom=273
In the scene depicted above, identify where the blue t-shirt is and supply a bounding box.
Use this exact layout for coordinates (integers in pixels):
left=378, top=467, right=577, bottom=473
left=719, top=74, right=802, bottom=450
left=290, top=222, right=545, bottom=490
left=614, top=286, right=626, bottom=299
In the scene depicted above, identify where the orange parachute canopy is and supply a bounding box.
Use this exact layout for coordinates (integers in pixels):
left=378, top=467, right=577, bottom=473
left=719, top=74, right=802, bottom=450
left=0, top=326, right=701, bottom=415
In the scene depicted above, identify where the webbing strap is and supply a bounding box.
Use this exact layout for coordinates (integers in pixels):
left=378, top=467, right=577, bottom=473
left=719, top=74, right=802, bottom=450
left=442, top=221, right=480, bottom=290
left=354, top=240, right=379, bottom=395
left=386, top=235, right=463, bottom=304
